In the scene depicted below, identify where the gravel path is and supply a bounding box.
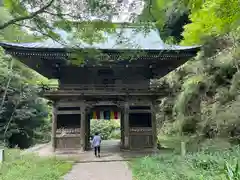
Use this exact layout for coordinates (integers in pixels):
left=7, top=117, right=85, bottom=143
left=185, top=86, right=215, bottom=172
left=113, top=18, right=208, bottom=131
left=63, top=161, right=132, bottom=180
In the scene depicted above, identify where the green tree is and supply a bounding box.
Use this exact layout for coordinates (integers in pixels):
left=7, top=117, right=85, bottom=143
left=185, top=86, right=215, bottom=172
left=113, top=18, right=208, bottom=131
left=181, top=0, right=240, bottom=45
left=0, top=9, right=52, bottom=148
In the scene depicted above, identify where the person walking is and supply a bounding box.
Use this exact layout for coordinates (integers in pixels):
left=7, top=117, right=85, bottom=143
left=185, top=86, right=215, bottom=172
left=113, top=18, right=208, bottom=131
left=92, top=132, right=101, bottom=157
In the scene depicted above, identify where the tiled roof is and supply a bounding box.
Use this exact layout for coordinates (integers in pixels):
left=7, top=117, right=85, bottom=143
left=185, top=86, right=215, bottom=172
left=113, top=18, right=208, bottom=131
left=0, top=27, right=200, bottom=51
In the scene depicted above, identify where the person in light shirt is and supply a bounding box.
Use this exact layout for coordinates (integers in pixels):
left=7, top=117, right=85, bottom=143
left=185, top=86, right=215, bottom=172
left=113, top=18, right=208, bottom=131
left=92, top=132, right=101, bottom=157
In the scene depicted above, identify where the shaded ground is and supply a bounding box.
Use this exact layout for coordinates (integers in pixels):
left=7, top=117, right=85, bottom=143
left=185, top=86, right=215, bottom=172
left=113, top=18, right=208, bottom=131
left=34, top=140, right=161, bottom=162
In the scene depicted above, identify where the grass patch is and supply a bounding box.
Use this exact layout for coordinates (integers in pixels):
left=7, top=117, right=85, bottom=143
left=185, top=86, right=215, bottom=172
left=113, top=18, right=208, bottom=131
left=131, top=146, right=240, bottom=180
left=0, top=149, right=73, bottom=180
left=158, top=135, right=232, bottom=153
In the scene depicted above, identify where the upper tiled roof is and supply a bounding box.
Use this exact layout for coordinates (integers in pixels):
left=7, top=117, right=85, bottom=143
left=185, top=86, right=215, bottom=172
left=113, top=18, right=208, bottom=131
left=0, top=27, right=200, bottom=51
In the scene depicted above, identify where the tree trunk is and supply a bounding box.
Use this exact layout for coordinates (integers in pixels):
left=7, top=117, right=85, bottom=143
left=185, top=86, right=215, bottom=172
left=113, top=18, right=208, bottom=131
left=0, top=59, right=14, bottom=111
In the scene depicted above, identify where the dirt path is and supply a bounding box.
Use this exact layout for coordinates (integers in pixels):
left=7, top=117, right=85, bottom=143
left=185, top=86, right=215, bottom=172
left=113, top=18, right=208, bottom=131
left=64, top=161, right=132, bottom=180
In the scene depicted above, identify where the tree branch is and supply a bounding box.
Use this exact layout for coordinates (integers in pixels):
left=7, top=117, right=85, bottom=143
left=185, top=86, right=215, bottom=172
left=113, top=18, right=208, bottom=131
left=14, top=23, right=67, bottom=46
left=43, top=10, right=82, bottom=19
left=0, top=0, right=55, bottom=30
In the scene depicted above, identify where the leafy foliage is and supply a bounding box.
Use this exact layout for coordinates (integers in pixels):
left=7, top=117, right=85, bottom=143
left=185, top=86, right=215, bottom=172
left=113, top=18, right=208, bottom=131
left=151, top=0, right=240, bottom=146
left=90, top=120, right=120, bottom=140
left=0, top=0, right=145, bottom=43
left=0, top=11, right=52, bottom=148
left=181, top=0, right=240, bottom=45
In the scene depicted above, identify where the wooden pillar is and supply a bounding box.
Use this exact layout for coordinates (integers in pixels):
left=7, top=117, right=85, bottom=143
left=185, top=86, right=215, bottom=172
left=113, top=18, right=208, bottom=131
left=124, top=101, right=129, bottom=149
left=85, top=112, right=91, bottom=150
left=151, top=102, right=158, bottom=150
left=80, top=102, right=86, bottom=151
left=51, top=103, right=57, bottom=151
left=120, top=107, right=124, bottom=149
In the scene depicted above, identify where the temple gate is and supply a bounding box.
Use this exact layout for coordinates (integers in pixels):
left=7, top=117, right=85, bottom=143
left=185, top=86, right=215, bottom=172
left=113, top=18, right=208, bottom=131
left=0, top=25, right=200, bottom=151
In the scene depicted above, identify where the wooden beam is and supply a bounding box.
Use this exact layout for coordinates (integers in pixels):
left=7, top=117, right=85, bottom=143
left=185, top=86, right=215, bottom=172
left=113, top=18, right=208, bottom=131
left=44, top=92, right=162, bottom=98
left=56, top=110, right=81, bottom=114
left=56, top=102, right=81, bottom=107
left=129, top=110, right=152, bottom=113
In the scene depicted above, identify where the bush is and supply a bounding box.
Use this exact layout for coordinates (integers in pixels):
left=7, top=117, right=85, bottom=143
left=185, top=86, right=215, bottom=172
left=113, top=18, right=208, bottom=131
left=109, top=129, right=121, bottom=139
left=90, top=120, right=120, bottom=140
left=131, top=145, right=240, bottom=180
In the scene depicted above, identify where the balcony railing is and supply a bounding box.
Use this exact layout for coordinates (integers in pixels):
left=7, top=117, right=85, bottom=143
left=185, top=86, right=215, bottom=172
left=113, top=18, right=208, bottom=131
left=41, top=84, right=162, bottom=94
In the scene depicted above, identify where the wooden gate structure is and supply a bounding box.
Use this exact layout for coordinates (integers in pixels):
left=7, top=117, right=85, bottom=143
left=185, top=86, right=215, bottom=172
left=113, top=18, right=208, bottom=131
left=0, top=25, right=200, bottom=151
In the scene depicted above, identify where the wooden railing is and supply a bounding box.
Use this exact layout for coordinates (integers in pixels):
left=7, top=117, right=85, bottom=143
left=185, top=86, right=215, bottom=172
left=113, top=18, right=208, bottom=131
left=41, top=84, right=161, bottom=93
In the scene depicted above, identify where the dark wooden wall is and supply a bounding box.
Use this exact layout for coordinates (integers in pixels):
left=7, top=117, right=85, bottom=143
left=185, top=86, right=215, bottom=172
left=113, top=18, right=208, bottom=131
left=59, top=67, right=152, bottom=89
